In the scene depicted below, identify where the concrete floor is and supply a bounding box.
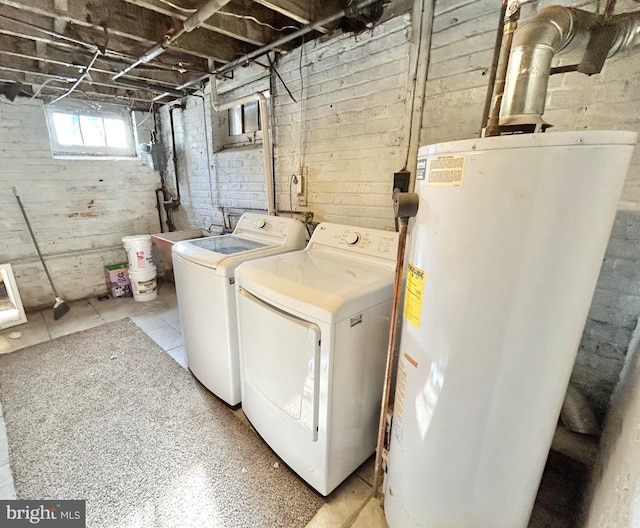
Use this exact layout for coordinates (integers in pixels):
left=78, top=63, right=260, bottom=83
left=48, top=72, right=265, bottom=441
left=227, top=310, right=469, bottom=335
left=0, top=282, right=385, bottom=528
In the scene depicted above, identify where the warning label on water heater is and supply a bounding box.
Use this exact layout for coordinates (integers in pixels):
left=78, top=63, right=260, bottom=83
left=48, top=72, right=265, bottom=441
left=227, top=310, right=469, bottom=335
left=427, top=155, right=466, bottom=186
left=404, top=263, right=425, bottom=329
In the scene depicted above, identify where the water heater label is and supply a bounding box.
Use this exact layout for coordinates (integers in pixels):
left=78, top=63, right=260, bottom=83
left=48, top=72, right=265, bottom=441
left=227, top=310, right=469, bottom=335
left=426, top=155, right=466, bottom=186
left=404, top=263, right=425, bottom=328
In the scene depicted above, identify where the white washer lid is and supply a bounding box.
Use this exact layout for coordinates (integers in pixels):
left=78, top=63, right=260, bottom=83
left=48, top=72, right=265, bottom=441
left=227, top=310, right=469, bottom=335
left=235, top=250, right=396, bottom=323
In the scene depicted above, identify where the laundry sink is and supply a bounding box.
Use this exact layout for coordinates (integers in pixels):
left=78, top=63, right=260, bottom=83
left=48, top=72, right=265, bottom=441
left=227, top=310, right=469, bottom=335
left=151, top=229, right=208, bottom=269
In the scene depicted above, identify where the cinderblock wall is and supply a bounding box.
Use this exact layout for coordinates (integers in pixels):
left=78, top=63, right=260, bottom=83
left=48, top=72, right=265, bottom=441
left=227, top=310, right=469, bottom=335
left=0, top=100, right=159, bottom=308
left=425, top=0, right=640, bottom=420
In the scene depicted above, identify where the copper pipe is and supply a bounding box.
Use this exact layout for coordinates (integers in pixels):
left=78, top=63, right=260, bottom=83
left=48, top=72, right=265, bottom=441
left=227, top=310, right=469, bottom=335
left=372, top=216, right=409, bottom=498
left=485, top=1, right=520, bottom=136
left=480, top=0, right=508, bottom=132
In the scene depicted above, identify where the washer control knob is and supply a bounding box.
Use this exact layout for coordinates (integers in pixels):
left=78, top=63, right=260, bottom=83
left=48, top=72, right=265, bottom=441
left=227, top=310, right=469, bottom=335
left=255, top=219, right=266, bottom=229
left=346, top=232, right=361, bottom=246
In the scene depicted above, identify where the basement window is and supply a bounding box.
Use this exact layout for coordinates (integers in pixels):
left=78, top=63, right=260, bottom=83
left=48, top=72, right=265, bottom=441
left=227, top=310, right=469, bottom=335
left=221, top=91, right=270, bottom=149
left=45, top=101, right=137, bottom=158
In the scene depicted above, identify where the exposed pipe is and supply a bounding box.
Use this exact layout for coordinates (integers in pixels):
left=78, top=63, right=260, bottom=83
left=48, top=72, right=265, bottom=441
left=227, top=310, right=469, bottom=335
left=372, top=216, right=410, bottom=498
left=480, top=0, right=508, bottom=132
left=169, top=105, right=182, bottom=205
left=209, top=82, right=276, bottom=215
left=112, top=0, right=234, bottom=81
left=404, top=0, right=436, bottom=193
left=153, top=0, right=381, bottom=102
left=49, top=50, right=100, bottom=104
left=484, top=0, right=520, bottom=136
left=499, top=6, right=640, bottom=128
left=560, top=385, right=600, bottom=435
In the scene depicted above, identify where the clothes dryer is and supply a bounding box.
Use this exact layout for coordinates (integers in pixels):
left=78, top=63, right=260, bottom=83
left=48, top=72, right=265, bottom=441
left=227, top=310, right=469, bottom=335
left=235, top=222, right=398, bottom=495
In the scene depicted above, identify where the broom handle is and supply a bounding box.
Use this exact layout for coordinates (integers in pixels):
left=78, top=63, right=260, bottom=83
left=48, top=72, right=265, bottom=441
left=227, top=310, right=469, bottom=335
left=13, top=188, right=60, bottom=298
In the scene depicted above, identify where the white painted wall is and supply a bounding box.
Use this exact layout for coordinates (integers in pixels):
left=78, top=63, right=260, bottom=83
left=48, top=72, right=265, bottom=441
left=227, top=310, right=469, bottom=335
left=0, top=99, right=160, bottom=308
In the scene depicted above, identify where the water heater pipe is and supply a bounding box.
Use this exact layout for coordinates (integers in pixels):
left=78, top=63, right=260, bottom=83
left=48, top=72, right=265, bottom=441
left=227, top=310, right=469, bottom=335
left=484, top=0, right=520, bottom=136
left=500, top=6, right=640, bottom=128
left=209, top=82, right=276, bottom=215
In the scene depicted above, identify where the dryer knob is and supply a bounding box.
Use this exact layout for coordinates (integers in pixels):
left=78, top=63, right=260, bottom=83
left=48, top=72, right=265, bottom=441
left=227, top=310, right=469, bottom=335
left=255, top=219, right=266, bottom=229
left=346, top=232, right=361, bottom=246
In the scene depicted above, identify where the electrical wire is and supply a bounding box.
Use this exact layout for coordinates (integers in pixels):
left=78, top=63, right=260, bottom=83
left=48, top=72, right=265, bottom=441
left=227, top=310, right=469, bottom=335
left=297, top=36, right=305, bottom=173
left=157, top=0, right=197, bottom=13
left=48, top=50, right=101, bottom=105
left=136, top=99, right=155, bottom=127
left=217, top=11, right=299, bottom=32
left=156, top=0, right=298, bottom=31
left=289, top=174, right=297, bottom=217
left=1, top=77, right=74, bottom=105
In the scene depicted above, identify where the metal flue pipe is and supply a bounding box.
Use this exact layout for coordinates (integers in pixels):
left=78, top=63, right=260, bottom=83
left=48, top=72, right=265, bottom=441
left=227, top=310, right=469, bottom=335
left=500, top=6, right=640, bottom=128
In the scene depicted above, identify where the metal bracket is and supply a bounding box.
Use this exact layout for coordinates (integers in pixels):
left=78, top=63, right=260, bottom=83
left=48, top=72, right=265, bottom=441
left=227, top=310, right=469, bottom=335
left=577, top=24, right=618, bottom=75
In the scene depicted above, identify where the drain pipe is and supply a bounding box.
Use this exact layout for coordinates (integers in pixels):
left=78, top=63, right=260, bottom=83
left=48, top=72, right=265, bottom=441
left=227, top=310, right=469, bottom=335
left=112, top=0, right=233, bottom=81
left=499, top=6, right=640, bottom=129
left=210, top=81, right=276, bottom=215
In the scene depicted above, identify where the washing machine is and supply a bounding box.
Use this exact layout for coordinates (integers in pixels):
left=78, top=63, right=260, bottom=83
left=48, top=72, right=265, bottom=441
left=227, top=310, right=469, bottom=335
left=235, top=222, right=399, bottom=495
left=172, top=213, right=306, bottom=406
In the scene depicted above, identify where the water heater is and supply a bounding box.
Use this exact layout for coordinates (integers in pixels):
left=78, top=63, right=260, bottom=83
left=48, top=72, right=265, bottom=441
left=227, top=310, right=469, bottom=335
left=384, top=130, right=636, bottom=527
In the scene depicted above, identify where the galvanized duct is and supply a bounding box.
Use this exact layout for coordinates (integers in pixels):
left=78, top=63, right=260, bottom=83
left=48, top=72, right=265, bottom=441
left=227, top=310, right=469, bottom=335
left=499, top=5, right=640, bottom=129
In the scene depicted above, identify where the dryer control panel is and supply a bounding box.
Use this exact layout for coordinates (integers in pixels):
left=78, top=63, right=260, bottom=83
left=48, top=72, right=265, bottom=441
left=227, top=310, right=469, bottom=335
left=309, top=223, right=398, bottom=262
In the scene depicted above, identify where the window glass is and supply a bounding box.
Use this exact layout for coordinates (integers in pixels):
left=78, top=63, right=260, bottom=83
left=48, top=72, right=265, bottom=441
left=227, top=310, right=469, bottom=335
left=104, top=118, right=127, bottom=148
left=79, top=115, right=106, bottom=146
left=46, top=102, right=136, bottom=158
left=52, top=113, right=82, bottom=145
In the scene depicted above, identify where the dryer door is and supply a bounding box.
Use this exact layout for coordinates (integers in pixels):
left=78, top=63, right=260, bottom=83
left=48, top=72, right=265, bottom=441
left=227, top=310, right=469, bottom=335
left=238, top=289, right=320, bottom=441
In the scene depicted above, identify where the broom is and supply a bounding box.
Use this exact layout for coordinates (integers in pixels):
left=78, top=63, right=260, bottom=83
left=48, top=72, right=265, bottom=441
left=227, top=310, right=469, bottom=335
left=14, top=188, right=70, bottom=320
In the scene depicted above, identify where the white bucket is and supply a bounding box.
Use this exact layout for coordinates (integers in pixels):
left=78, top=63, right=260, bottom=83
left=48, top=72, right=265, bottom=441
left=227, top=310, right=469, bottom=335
left=128, top=266, right=158, bottom=302
left=122, top=234, right=154, bottom=271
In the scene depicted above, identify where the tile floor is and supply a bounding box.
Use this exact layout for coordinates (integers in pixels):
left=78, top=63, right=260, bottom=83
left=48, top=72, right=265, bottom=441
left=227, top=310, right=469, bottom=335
left=0, top=282, right=383, bottom=528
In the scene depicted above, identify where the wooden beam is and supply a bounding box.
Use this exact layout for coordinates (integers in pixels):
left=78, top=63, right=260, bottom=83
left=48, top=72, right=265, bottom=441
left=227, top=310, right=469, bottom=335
left=0, top=70, right=155, bottom=104
left=0, top=27, right=210, bottom=76
left=0, top=56, right=182, bottom=99
left=0, top=35, right=196, bottom=88
left=122, top=0, right=287, bottom=47
left=0, top=0, right=253, bottom=63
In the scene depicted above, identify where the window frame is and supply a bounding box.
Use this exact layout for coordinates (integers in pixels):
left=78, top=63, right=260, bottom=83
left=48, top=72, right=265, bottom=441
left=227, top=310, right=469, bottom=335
left=221, top=90, right=270, bottom=149
left=45, top=100, right=137, bottom=158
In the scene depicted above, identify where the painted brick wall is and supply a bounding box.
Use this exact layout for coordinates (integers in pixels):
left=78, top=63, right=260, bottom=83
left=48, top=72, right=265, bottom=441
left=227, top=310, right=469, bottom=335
left=425, top=0, right=640, bottom=420
left=157, top=74, right=269, bottom=232
left=0, top=100, right=160, bottom=308
left=272, top=13, right=412, bottom=230
left=160, top=14, right=413, bottom=233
